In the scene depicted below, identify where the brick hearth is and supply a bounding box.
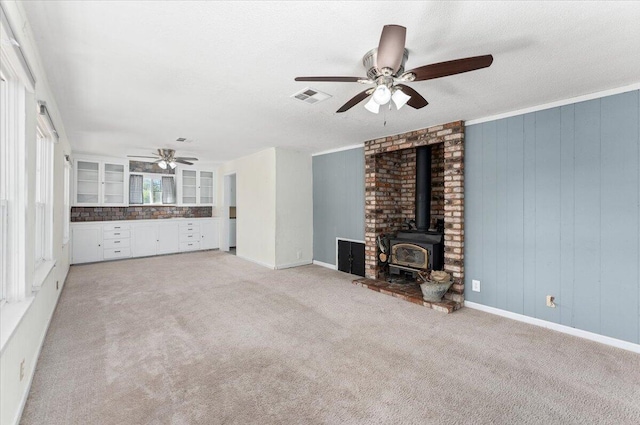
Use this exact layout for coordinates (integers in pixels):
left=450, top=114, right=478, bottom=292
left=352, top=278, right=460, bottom=314
left=363, top=120, right=465, bottom=312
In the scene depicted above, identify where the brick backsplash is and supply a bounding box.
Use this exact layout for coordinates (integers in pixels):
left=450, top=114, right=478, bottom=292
left=71, top=206, right=212, bottom=222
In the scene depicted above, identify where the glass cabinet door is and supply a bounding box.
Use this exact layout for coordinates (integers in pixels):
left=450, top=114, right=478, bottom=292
left=199, top=171, right=214, bottom=204
left=181, top=170, right=197, bottom=204
left=103, top=163, right=125, bottom=204
left=76, top=160, right=100, bottom=204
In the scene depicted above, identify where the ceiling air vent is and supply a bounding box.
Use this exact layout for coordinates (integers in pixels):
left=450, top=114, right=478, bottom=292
left=291, top=87, right=332, bottom=104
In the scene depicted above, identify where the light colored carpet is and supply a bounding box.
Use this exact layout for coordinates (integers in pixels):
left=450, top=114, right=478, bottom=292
left=21, top=251, right=640, bottom=425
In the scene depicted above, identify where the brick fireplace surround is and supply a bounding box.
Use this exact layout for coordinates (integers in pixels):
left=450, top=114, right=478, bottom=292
left=361, top=120, right=465, bottom=312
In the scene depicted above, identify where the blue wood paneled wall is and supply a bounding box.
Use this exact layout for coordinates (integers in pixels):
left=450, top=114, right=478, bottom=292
left=312, top=148, right=365, bottom=265
left=465, top=90, right=640, bottom=344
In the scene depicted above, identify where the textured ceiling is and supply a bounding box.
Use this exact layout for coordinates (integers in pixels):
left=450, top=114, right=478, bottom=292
left=23, top=1, right=640, bottom=163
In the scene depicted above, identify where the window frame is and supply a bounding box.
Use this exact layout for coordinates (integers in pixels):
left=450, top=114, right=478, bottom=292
left=35, top=110, right=55, bottom=268
left=0, top=75, right=8, bottom=304
left=0, top=43, right=29, bottom=303
left=63, top=157, right=71, bottom=245
left=129, top=172, right=176, bottom=206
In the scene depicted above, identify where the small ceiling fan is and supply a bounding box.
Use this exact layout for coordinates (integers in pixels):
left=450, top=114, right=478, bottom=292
left=127, top=149, right=198, bottom=169
left=295, top=25, right=493, bottom=113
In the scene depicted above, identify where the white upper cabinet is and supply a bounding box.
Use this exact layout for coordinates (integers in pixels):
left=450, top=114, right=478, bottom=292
left=199, top=171, right=214, bottom=204
left=75, top=160, right=100, bottom=205
left=103, top=162, right=126, bottom=205
left=181, top=169, right=198, bottom=204
left=178, top=167, right=216, bottom=206
left=74, top=156, right=128, bottom=206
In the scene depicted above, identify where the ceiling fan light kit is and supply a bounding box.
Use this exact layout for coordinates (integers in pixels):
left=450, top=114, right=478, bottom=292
left=364, top=97, right=380, bottom=114
left=295, top=24, right=493, bottom=114
left=392, top=88, right=411, bottom=110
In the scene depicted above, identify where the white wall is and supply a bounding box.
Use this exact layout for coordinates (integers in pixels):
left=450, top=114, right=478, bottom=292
left=0, top=2, right=72, bottom=424
left=217, top=148, right=277, bottom=268
left=275, top=148, right=313, bottom=268
left=216, top=147, right=313, bottom=270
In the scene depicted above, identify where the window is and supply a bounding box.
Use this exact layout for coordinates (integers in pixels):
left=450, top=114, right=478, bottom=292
left=0, top=75, right=8, bottom=302
left=1, top=3, right=35, bottom=305
left=129, top=173, right=176, bottom=205
left=34, top=124, right=53, bottom=267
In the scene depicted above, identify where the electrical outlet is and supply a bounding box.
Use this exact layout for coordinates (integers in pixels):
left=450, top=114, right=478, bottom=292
left=472, top=279, right=481, bottom=292
left=296, top=250, right=301, bottom=260
left=20, top=359, right=25, bottom=381
left=546, top=295, right=556, bottom=308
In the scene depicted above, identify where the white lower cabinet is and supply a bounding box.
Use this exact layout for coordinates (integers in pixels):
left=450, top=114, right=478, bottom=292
left=132, top=224, right=158, bottom=257
left=157, top=222, right=180, bottom=254
left=71, top=218, right=220, bottom=264
left=71, top=226, right=103, bottom=264
left=102, top=223, right=131, bottom=260
left=201, top=219, right=220, bottom=250
left=180, top=241, right=200, bottom=251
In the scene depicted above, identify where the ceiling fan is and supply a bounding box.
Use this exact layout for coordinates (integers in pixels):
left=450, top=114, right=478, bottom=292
left=127, top=149, right=198, bottom=169
left=295, top=25, right=493, bottom=114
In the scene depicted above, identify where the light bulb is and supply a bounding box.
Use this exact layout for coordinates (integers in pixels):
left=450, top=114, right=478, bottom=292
left=169, top=161, right=177, bottom=169
left=364, top=96, right=380, bottom=114
left=158, top=160, right=167, bottom=169
left=392, top=89, right=412, bottom=110
left=372, top=85, right=392, bottom=105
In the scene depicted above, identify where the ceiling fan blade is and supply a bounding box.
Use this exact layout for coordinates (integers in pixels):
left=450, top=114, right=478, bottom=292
left=336, top=89, right=373, bottom=113
left=376, top=25, right=406, bottom=74
left=175, top=157, right=198, bottom=161
left=396, top=84, right=429, bottom=109
left=295, top=76, right=365, bottom=83
left=175, top=159, right=194, bottom=165
left=127, top=155, right=159, bottom=159
left=405, top=54, right=494, bottom=82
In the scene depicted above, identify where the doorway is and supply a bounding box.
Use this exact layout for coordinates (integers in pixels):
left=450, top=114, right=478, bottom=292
left=224, top=173, right=236, bottom=254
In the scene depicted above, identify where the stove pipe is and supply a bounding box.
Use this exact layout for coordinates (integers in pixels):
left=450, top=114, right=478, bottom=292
left=415, top=146, right=432, bottom=232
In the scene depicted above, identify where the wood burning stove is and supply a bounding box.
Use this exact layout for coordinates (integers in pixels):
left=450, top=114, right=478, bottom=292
left=391, top=243, right=429, bottom=269
left=389, top=232, right=444, bottom=277
left=387, top=145, right=444, bottom=279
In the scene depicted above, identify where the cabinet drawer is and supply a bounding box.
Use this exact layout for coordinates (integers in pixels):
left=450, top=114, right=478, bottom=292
left=103, top=247, right=131, bottom=260
left=103, top=223, right=131, bottom=232
left=180, top=232, right=200, bottom=242
left=180, top=241, right=200, bottom=251
left=103, top=229, right=131, bottom=239
left=179, top=223, right=200, bottom=233
left=103, top=238, right=131, bottom=249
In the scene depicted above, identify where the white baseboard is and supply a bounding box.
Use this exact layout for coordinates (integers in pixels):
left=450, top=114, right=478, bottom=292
left=236, top=254, right=275, bottom=270
left=464, top=301, right=640, bottom=354
left=275, top=260, right=313, bottom=270
left=312, top=260, right=337, bottom=270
